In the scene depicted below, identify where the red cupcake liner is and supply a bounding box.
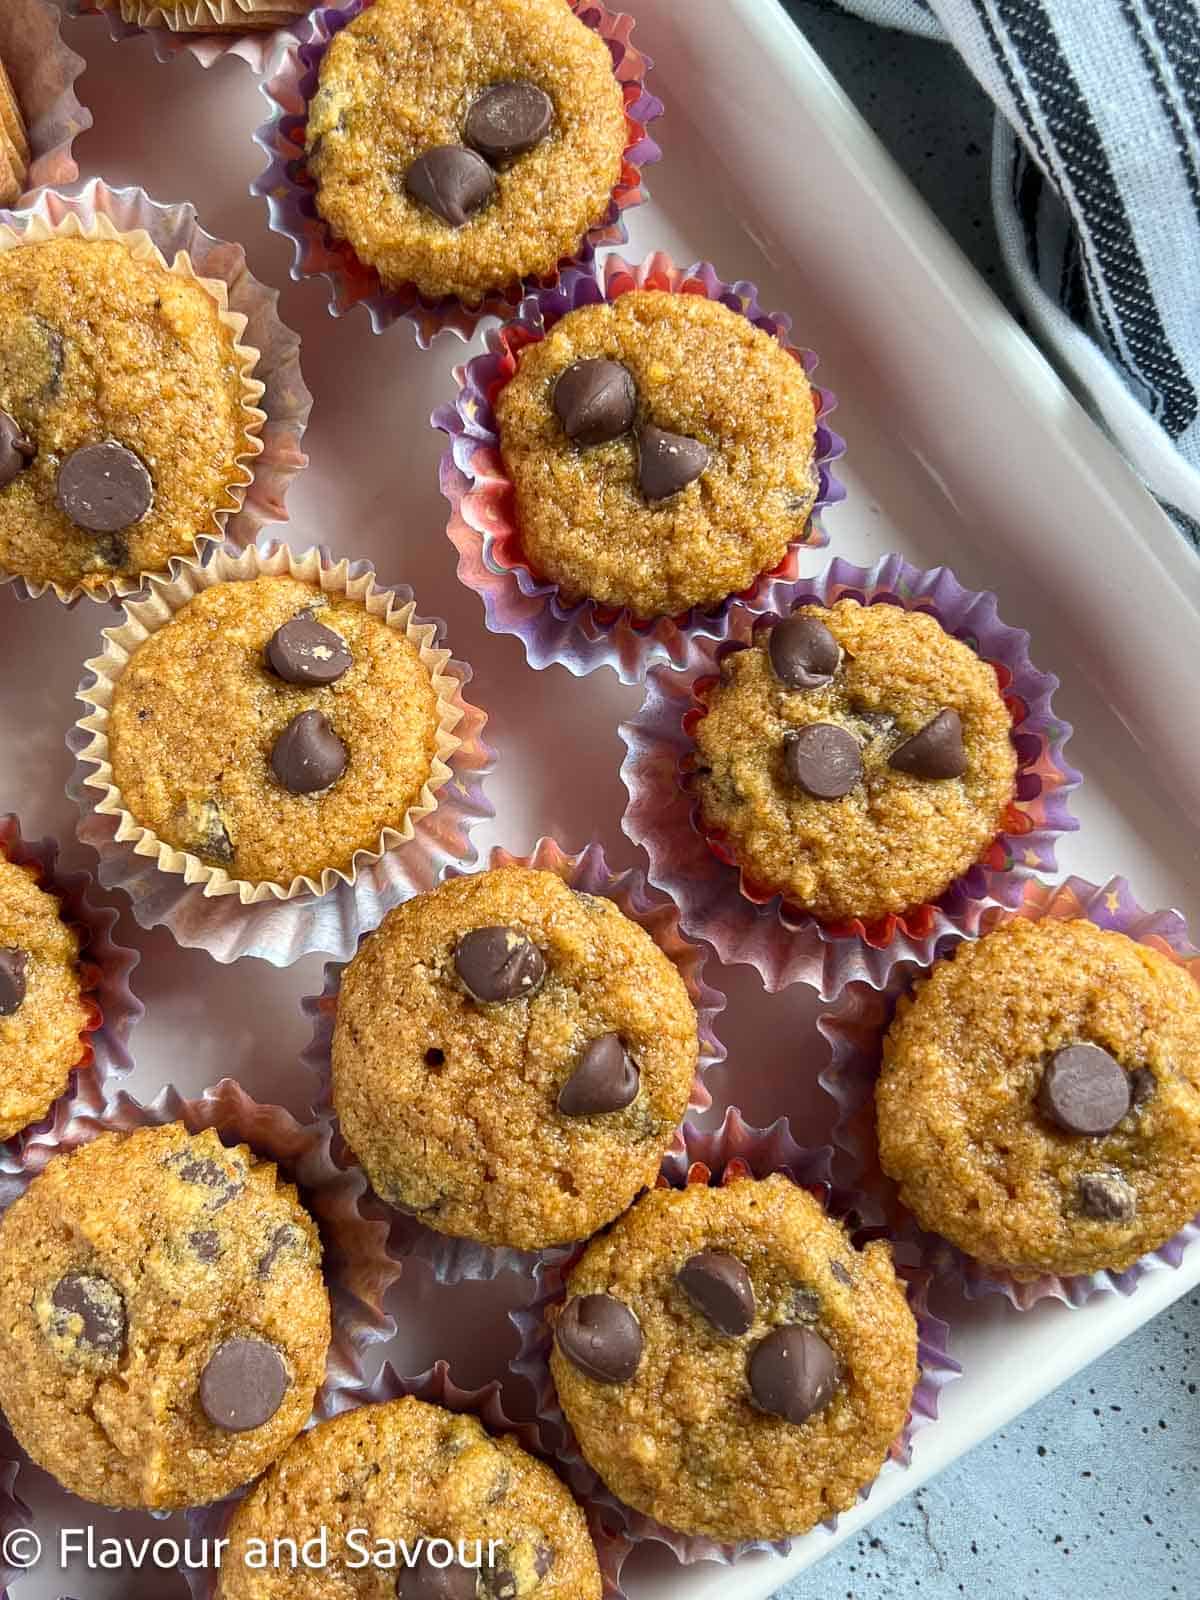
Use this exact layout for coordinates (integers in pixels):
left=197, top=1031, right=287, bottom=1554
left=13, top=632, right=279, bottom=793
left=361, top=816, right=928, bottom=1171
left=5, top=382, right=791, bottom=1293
left=509, top=1108, right=959, bottom=1566
left=620, top=552, right=1080, bottom=998
left=253, top=0, right=663, bottom=345
left=434, top=251, right=847, bottom=682
left=302, top=836, right=725, bottom=1285
left=821, top=873, right=1200, bottom=1310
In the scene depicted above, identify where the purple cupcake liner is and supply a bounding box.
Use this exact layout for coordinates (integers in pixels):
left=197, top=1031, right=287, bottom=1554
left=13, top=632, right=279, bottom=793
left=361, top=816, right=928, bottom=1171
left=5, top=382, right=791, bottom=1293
left=183, top=1360, right=633, bottom=1599
left=253, top=0, right=663, bottom=347
left=821, top=873, right=1200, bottom=1311
left=0, top=812, right=142, bottom=1150
left=0, top=1456, right=31, bottom=1589
left=66, top=0, right=315, bottom=72
left=509, top=1108, right=959, bottom=1566
left=0, top=0, right=92, bottom=197
left=302, top=836, right=725, bottom=1286
left=434, top=251, right=847, bottom=683
left=620, top=552, right=1080, bottom=999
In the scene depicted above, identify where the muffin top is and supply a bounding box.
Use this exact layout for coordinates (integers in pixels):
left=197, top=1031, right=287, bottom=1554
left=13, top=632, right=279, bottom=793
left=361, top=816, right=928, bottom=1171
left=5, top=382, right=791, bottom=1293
left=693, top=599, right=1017, bottom=923
left=108, top=575, right=443, bottom=887
left=495, top=291, right=819, bottom=619
left=307, top=0, right=626, bottom=301
left=0, top=1122, right=331, bottom=1510
left=550, top=1175, right=918, bottom=1543
left=217, top=1396, right=601, bottom=1600
left=877, top=917, right=1200, bottom=1279
left=331, top=865, right=700, bottom=1249
left=0, top=237, right=257, bottom=593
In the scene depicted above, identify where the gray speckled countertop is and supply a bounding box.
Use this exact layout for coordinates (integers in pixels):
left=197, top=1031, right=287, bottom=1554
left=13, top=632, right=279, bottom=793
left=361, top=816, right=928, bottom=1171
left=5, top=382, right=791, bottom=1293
left=773, top=5, right=1200, bottom=1599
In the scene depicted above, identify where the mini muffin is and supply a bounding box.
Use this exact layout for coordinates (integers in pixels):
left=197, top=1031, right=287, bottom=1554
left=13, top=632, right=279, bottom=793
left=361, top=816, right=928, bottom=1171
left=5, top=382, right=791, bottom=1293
left=693, top=599, right=1017, bottom=923
left=877, top=918, right=1200, bottom=1279
left=0, top=1122, right=330, bottom=1509
left=101, top=0, right=309, bottom=29
left=306, top=0, right=626, bottom=303
left=495, top=291, right=819, bottom=619
left=217, top=1396, right=600, bottom=1599
left=0, top=854, right=90, bottom=1140
left=107, top=574, right=443, bottom=887
left=0, top=51, right=29, bottom=206
left=331, top=865, right=700, bottom=1249
left=551, top=1176, right=918, bottom=1542
left=0, top=236, right=261, bottom=594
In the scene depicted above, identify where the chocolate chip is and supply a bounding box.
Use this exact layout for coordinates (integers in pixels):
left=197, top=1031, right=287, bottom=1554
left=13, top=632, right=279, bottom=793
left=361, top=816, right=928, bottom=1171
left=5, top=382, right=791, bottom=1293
left=830, top=1261, right=853, bottom=1287
left=189, top=1230, right=221, bottom=1262
left=265, top=611, right=352, bottom=686
left=535, top=1546, right=555, bottom=1577
left=0, top=947, right=28, bottom=1015
left=405, top=144, right=495, bottom=227
left=454, top=926, right=546, bottom=1004
left=0, top=411, right=34, bottom=488
left=791, top=1286, right=821, bottom=1321
left=888, top=708, right=967, bottom=780
left=637, top=425, right=710, bottom=501
left=192, top=799, right=235, bottom=867
left=1037, top=1044, right=1131, bottom=1137
left=555, top=1293, right=642, bottom=1384
left=748, top=1325, right=839, bottom=1424
left=677, top=1251, right=756, bottom=1336
left=558, top=1033, right=639, bottom=1116
left=167, top=1153, right=245, bottom=1209
left=50, top=1271, right=126, bottom=1359
left=1130, top=1067, right=1156, bottom=1108
left=783, top=724, right=862, bottom=799
left=769, top=615, right=839, bottom=690
left=480, top=1560, right=517, bottom=1600
left=552, top=359, right=637, bottom=447
left=257, top=1224, right=301, bottom=1279
left=466, top=80, right=554, bottom=162
left=199, top=1337, right=289, bottom=1432
left=1078, top=1172, right=1137, bottom=1222
left=396, top=1558, right=475, bottom=1600
left=56, top=440, right=153, bottom=534
left=270, top=709, right=348, bottom=795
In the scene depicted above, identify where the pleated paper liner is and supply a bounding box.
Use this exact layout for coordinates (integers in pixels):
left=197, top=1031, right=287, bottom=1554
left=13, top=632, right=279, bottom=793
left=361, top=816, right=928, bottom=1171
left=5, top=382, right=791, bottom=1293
left=66, top=0, right=314, bottom=72
left=0, top=180, right=310, bottom=607
left=68, top=541, right=494, bottom=966
left=620, top=553, right=1080, bottom=999
left=253, top=0, right=663, bottom=345
left=0, top=812, right=141, bottom=1150
left=821, top=873, right=1200, bottom=1310
left=0, top=1450, right=30, bottom=1588
left=509, top=1108, right=959, bottom=1567
left=301, top=837, right=725, bottom=1286
left=0, top=0, right=92, bottom=198
left=183, top=1360, right=633, bottom=1599
left=435, top=251, right=847, bottom=682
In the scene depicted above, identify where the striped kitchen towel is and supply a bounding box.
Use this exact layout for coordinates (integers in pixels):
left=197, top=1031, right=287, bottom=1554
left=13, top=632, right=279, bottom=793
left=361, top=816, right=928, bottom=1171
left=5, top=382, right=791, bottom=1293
left=828, top=0, right=1200, bottom=550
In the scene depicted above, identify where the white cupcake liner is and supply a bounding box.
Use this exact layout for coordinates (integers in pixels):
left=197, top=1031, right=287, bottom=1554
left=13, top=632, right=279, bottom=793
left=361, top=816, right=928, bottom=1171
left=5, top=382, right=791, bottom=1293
left=68, top=540, right=494, bottom=966
left=302, top=836, right=725, bottom=1285
left=0, top=0, right=92, bottom=198
left=66, top=0, right=314, bottom=72
left=0, top=179, right=310, bottom=606
left=821, top=873, right=1200, bottom=1310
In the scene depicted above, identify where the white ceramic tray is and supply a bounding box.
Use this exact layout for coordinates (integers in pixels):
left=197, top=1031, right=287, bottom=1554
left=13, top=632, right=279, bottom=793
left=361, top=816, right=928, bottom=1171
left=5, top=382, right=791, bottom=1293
left=4, top=3, right=1200, bottom=1597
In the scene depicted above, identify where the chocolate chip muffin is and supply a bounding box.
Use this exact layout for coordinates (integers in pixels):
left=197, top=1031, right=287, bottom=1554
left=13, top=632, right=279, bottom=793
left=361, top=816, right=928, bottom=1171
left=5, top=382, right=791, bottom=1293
left=495, top=291, right=820, bottom=619
left=0, top=236, right=262, bottom=594
left=306, top=0, right=626, bottom=302
left=217, top=1396, right=601, bottom=1600
left=107, top=574, right=444, bottom=887
left=331, top=865, right=700, bottom=1249
left=693, top=599, right=1017, bottom=923
left=877, top=917, right=1200, bottom=1279
left=550, top=1175, right=918, bottom=1542
left=0, top=854, right=90, bottom=1141
left=0, top=1121, right=330, bottom=1509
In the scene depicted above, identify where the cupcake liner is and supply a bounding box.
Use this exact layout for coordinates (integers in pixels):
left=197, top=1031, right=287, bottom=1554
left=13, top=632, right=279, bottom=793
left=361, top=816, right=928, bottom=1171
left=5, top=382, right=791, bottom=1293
left=0, top=1453, right=32, bottom=1589
left=302, top=836, right=724, bottom=1286
left=434, top=251, right=848, bottom=683
left=0, top=0, right=92, bottom=197
left=509, top=1107, right=959, bottom=1566
left=620, top=552, right=1079, bottom=998
left=183, top=1360, right=632, bottom=1600
left=253, top=0, right=663, bottom=346
left=821, top=873, right=1200, bottom=1310
left=0, top=1078, right=401, bottom=1401
left=0, top=812, right=142, bottom=1148
left=68, top=540, right=494, bottom=966
left=0, top=178, right=310, bottom=607
left=66, top=0, right=314, bottom=73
